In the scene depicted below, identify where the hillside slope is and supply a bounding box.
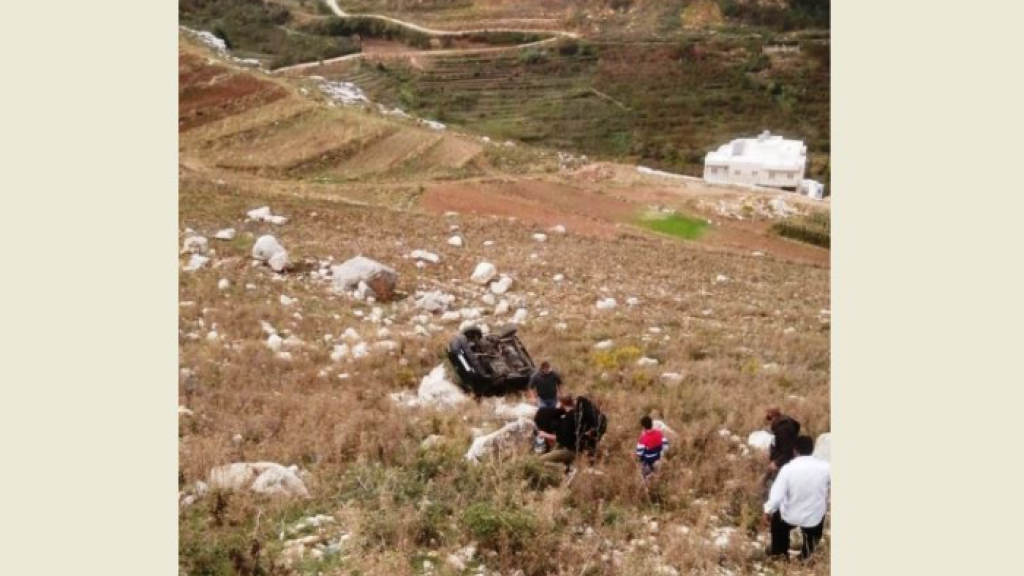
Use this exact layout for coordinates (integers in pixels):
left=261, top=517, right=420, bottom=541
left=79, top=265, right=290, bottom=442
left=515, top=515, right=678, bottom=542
left=179, top=35, right=829, bottom=576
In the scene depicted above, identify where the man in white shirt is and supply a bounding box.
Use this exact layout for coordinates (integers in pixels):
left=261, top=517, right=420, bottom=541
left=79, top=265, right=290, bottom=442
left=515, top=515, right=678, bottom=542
left=763, top=435, right=831, bottom=560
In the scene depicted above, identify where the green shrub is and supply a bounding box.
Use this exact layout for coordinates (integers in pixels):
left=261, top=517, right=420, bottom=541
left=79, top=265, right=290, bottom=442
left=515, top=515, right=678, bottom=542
left=772, top=210, right=830, bottom=248
left=461, top=502, right=536, bottom=551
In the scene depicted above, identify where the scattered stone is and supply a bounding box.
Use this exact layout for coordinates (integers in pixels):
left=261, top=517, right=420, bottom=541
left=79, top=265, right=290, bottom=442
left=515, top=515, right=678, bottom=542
left=637, top=357, right=659, bottom=367
left=178, top=406, right=193, bottom=417
left=465, top=418, right=535, bottom=463
left=332, top=256, right=398, bottom=300
left=182, top=235, right=209, bottom=254
left=184, top=254, right=210, bottom=272
left=330, top=344, right=350, bottom=362
left=490, top=275, right=514, bottom=295
left=214, top=228, right=236, bottom=240
left=813, top=432, right=831, bottom=463
left=661, top=372, right=684, bottom=385
left=471, top=262, right=498, bottom=285
left=266, top=334, right=283, bottom=352
left=351, top=342, right=369, bottom=359
left=532, top=233, right=548, bottom=242
left=553, top=273, right=565, bottom=282
left=716, top=274, right=729, bottom=283
left=279, top=295, right=296, bottom=306
left=483, top=240, right=495, bottom=247
left=550, top=224, right=566, bottom=234
left=252, top=235, right=289, bottom=272
left=747, top=431, right=774, bottom=451
left=596, top=297, right=618, bottom=311
left=410, top=249, right=440, bottom=264
left=626, top=297, right=640, bottom=307
left=594, top=340, right=614, bottom=350
left=415, top=290, right=455, bottom=314
left=512, top=308, right=528, bottom=324
left=208, top=462, right=310, bottom=498
left=247, top=206, right=288, bottom=225
left=441, top=311, right=462, bottom=323
left=217, top=278, right=230, bottom=290
left=554, top=322, right=568, bottom=331
left=494, top=300, right=511, bottom=316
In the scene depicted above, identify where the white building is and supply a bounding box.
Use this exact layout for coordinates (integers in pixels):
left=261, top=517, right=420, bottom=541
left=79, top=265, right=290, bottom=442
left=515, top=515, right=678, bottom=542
left=703, top=131, right=824, bottom=199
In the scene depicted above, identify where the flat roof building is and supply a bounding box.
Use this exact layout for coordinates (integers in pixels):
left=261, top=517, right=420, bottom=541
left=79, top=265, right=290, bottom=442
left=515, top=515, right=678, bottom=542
left=703, top=131, right=823, bottom=199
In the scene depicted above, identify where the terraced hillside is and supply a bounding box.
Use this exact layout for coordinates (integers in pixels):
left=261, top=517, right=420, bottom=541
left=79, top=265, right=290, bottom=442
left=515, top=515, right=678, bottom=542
left=318, top=33, right=830, bottom=181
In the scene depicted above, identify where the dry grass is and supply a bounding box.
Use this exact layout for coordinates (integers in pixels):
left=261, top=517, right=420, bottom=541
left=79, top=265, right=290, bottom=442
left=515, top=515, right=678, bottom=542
left=179, top=39, right=829, bottom=576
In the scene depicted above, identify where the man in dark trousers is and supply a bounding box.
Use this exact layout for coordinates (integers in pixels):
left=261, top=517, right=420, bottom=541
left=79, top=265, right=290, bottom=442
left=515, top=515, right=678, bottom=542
left=528, top=361, right=562, bottom=408
left=763, top=435, right=831, bottom=560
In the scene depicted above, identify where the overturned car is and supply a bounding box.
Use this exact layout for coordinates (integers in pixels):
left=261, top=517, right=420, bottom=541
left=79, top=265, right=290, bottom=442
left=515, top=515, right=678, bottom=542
left=446, top=325, right=536, bottom=396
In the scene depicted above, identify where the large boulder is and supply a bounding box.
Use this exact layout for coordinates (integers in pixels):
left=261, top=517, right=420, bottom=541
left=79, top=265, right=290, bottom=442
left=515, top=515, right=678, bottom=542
left=252, top=235, right=289, bottom=272
left=332, top=256, right=398, bottom=300
left=813, top=432, right=831, bottom=463
left=465, top=419, right=535, bottom=463
left=208, top=462, right=310, bottom=498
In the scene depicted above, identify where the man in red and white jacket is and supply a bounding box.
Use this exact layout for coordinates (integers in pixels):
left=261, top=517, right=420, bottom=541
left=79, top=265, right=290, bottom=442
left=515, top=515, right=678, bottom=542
left=635, top=416, right=669, bottom=477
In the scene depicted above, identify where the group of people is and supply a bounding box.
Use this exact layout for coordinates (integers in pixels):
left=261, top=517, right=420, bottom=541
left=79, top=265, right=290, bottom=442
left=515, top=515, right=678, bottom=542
left=525, top=363, right=830, bottom=562
left=762, top=407, right=832, bottom=561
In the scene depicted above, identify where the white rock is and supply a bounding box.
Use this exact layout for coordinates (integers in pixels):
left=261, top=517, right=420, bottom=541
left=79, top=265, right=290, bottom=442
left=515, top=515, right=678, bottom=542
left=471, top=262, right=498, bottom=285
left=415, top=290, right=455, bottom=314
left=374, top=340, right=398, bottom=352
left=494, top=300, right=511, bottom=316
left=813, top=432, right=831, bottom=463
left=252, top=235, right=287, bottom=267
left=594, top=340, right=614, bottom=350
left=268, top=251, right=289, bottom=272
left=554, top=322, right=568, bottom=331
left=341, top=328, right=361, bottom=342
left=208, top=462, right=309, bottom=498
left=447, top=235, right=464, bottom=247
left=351, top=342, right=369, bottom=359
left=206, top=330, right=219, bottom=341
left=214, top=228, right=236, bottom=240
left=493, top=400, right=538, bottom=420
left=596, top=297, right=618, bottom=311
left=715, top=274, right=729, bottom=283
left=465, top=418, right=535, bottom=463
left=182, top=235, right=209, bottom=254
left=217, top=278, right=230, bottom=290
left=481, top=293, right=496, bottom=306
left=247, top=206, right=288, bottom=225
left=550, top=224, right=566, bottom=234
left=184, top=254, right=210, bottom=272
left=637, top=357, right=659, bottom=367
left=661, top=372, right=684, bottom=385
left=441, top=311, right=462, bottom=323
left=330, top=344, right=350, bottom=362
left=178, top=406, right=194, bottom=416
left=410, top=249, right=440, bottom=264
left=266, top=334, right=283, bottom=352
left=532, top=233, right=547, bottom=242
left=626, top=297, right=640, bottom=307
left=483, top=240, right=495, bottom=247
left=490, top=275, right=514, bottom=295
left=280, top=295, right=296, bottom=306
left=512, top=308, right=528, bottom=324
left=553, top=274, right=565, bottom=282
left=747, top=431, right=775, bottom=451
left=332, top=256, right=398, bottom=300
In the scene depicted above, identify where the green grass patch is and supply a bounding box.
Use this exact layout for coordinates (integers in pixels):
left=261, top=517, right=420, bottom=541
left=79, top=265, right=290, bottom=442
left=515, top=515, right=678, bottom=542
left=637, top=212, right=709, bottom=240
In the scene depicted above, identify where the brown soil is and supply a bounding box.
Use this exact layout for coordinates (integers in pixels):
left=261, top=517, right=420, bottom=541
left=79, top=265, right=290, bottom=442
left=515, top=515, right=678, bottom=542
left=178, top=53, right=287, bottom=132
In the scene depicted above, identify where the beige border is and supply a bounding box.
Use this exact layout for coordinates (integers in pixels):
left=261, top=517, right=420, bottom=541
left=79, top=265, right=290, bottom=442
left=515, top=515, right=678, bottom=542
left=834, top=1, right=1024, bottom=574
left=4, top=1, right=1020, bottom=574
left=0, top=1, right=178, bottom=574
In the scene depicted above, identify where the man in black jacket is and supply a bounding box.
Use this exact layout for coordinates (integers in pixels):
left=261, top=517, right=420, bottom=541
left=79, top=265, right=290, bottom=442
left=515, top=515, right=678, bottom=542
left=766, top=406, right=801, bottom=472
left=538, top=395, right=608, bottom=468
